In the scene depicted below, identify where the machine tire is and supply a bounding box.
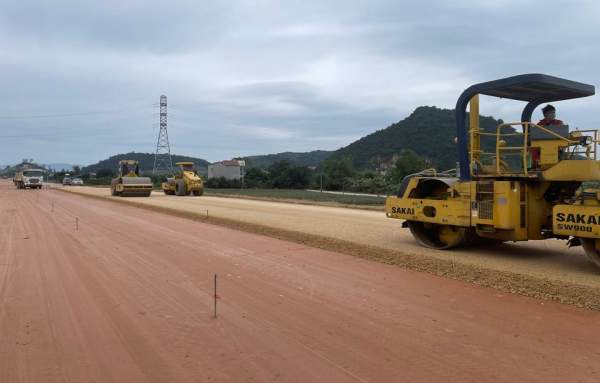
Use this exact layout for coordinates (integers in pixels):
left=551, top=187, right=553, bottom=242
left=407, top=221, right=472, bottom=250
left=192, top=188, right=204, bottom=196
left=397, top=175, right=417, bottom=197
left=164, top=189, right=175, bottom=195
left=581, top=238, right=600, bottom=269
left=175, top=179, right=187, bottom=196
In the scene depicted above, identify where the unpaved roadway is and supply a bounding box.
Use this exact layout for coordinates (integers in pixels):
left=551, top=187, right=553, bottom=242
left=2, top=183, right=600, bottom=382
left=56, top=185, right=600, bottom=294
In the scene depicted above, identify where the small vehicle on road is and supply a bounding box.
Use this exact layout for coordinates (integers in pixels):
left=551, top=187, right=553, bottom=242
left=62, top=174, right=72, bottom=185
left=72, top=178, right=84, bottom=186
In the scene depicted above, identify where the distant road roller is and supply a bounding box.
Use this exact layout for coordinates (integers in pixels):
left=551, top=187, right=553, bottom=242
left=161, top=162, right=204, bottom=196
left=385, top=73, right=600, bottom=268
left=110, top=160, right=153, bottom=197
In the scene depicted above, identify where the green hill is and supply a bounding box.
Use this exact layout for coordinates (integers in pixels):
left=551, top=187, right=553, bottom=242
left=329, top=106, right=504, bottom=170
left=240, top=150, right=332, bottom=169
left=82, top=152, right=210, bottom=174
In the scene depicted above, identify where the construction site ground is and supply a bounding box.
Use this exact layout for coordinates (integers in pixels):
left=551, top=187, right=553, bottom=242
left=2, top=181, right=600, bottom=382
left=53, top=183, right=600, bottom=309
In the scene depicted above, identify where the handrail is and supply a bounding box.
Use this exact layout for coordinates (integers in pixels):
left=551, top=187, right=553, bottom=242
left=472, top=122, right=598, bottom=177
left=499, top=122, right=579, bottom=144
left=494, top=122, right=594, bottom=176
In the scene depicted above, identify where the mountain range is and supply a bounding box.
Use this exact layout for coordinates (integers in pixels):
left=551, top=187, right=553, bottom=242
left=76, top=106, right=503, bottom=174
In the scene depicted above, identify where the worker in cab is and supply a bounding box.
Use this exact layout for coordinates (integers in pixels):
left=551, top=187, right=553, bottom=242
left=530, top=104, right=569, bottom=168
left=538, top=104, right=564, bottom=126
left=528, top=104, right=564, bottom=169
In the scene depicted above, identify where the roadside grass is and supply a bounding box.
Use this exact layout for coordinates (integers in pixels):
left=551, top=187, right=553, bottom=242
left=205, top=188, right=386, bottom=206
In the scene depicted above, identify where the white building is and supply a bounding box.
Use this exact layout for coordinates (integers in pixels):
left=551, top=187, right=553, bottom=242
left=208, top=160, right=245, bottom=180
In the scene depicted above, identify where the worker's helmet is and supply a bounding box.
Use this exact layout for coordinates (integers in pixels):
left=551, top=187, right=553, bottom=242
left=542, top=104, right=556, bottom=115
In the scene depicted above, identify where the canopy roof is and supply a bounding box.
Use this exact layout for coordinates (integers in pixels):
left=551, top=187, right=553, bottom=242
left=472, top=73, right=594, bottom=102
left=455, top=74, right=595, bottom=180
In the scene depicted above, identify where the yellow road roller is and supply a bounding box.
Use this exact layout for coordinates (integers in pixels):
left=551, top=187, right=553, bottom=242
left=385, top=73, right=600, bottom=268
left=161, top=162, right=204, bottom=196
left=110, top=160, right=153, bottom=197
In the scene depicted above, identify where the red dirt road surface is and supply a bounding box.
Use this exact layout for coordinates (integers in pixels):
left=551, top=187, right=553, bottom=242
left=1, top=184, right=600, bottom=383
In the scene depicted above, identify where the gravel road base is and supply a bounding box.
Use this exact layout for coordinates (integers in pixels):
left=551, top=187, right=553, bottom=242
left=56, top=187, right=600, bottom=310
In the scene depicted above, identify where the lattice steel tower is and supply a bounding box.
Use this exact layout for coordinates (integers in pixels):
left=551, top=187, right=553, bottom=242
left=153, top=95, right=173, bottom=174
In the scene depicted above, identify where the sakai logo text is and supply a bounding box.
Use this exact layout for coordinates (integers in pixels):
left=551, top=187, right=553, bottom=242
left=391, top=207, right=415, bottom=215
left=555, top=213, right=600, bottom=225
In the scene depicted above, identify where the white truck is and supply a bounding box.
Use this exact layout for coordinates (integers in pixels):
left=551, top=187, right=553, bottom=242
left=62, top=173, right=72, bottom=186
left=13, top=169, right=44, bottom=189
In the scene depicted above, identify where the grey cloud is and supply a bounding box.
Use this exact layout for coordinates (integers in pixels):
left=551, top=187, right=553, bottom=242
left=0, top=0, right=599, bottom=165
left=0, top=1, right=232, bottom=53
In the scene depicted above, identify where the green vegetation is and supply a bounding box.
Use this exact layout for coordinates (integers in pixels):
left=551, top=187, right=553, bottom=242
left=206, top=160, right=312, bottom=189
left=240, top=150, right=332, bottom=169
left=205, top=188, right=385, bottom=206
left=322, top=157, right=355, bottom=190
left=318, top=149, right=428, bottom=195
left=386, top=149, right=428, bottom=185
left=205, top=150, right=427, bottom=196
left=328, top=106, right=503, bottom=170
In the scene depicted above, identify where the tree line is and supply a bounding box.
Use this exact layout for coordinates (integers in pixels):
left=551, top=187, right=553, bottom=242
left=207, top=149, right=428, bottom=195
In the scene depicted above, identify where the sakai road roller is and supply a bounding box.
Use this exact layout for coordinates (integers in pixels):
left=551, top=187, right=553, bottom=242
left=161, top=162, right=204, bottom=196
left=385, top=73, right=600, bottom=269
left=110, top=160, right=153, bottom=197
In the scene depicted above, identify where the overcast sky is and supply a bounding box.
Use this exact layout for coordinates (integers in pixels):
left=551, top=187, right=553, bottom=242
left=1, top=0, right=599, bottom=166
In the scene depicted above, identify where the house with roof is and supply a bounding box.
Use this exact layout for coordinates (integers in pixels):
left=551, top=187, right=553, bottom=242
left=207, top=160, right=245, bottom=180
